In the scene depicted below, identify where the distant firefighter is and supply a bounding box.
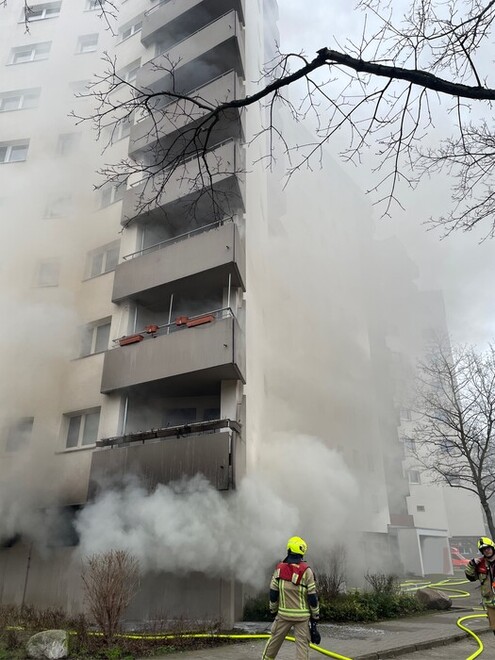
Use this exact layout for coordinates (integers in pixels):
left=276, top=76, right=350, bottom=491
left=465, top=536, right=495, bottom=634
left=262, top=536, right=320, bottom=660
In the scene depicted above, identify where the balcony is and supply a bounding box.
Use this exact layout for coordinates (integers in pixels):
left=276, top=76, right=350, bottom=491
left=100, top=309, right=245, bottom=394
left=142, top=0, right=245, bottom=48
left=89, top=424, right=238, bottom=493
left=112, top=220, right=245, bottom=303
left=122, top=138, right=245, bottom=225
left=129, top=70, right=244, bottom=158
left=137, top=11, right=245, bottom=94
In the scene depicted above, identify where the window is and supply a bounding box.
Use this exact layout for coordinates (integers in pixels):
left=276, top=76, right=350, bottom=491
left=80, top=319, right=111, bottom=356
left=0, top=88, right=40, bottom=112
left=64, top=409, right=100, bottom=448
left=164, top=408, right=197, bottom=427
left=48, top=506, right=81, bottom=547
left=10, top=42, right=51, bottom=64
left=400, top=408, right=412, bottom=421
left=24, top=2, right=61, bottom=21
left=0, top=141, right=29, bottom=163
left=404, top=438, right=416, bottom=454
left=117, top=59, right=140, bottom=85
left=70, top=80, right=90, bottom=96
left=85, top=241, right=120, bottom=278
left=100, top=181, right=126, bottom=208
left=5, top=417, right=34, bottom=452
left=203, top=407, right=220, bottom=421
left=85, top=0, right=105, bottom=10
left=109, top=115, right=133, bottom=144
left=416, top=505, right=425, bottom=512
left=44, top=195, right=72, bottom=218
left=119, top=19, right=142, bottom=42
left=76, top=34, right=98, bottom=54
left=56, top=132, right=80, bottom=155
left=408, top=469, right=421, bottom=484
left=36, top=259, right=60, bottom=287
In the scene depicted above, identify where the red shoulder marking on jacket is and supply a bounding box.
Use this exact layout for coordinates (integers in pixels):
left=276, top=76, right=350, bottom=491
left=276, top=562, right=309, bottom=585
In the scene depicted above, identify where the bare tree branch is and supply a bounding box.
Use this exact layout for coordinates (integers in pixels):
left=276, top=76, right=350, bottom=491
left=72, top=0, right=495, bottom=235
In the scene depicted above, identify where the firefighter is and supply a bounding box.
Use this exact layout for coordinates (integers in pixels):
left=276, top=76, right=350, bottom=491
left=262, top=536, right=320, bottom=660
left=465, top=536, right=495, bottom=634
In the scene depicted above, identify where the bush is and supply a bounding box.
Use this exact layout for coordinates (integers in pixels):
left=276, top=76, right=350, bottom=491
left=364, top=572, right=400, bottom=595
left=316, top=544, right=347, bottom=600
left=243, top=594, right=272, bottom=622
left=320, top=591, right=425, bottom=622
left=81, top=550, right=140, bottom=644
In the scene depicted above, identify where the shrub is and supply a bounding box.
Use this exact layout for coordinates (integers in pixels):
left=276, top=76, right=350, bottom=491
left=243, top=594, right=272, bottom=621
left=364, top=572, right=400, bottom=595
left=320, top=591, right=425, bottom=623
left=81, top=550, right=140, bottom=644
left=316, top=544, right=347, bottom=600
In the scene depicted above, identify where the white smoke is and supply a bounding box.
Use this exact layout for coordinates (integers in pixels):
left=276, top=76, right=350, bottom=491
left=75, top=435, right=356, bottom=588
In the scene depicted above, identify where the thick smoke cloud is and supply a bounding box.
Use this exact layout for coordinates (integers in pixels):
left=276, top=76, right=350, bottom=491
left=75, top=436, right=356, bottom=588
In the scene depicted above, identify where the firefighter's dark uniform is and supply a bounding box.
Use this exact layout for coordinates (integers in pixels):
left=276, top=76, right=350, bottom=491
left=262, top=553, right=319, bottom=660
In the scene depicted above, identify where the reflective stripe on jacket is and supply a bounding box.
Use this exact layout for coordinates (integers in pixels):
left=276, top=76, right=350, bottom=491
left=269, top=563, right=319, bottom=621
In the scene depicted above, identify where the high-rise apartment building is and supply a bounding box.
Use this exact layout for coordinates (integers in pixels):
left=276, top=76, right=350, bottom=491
left=0, top=0, right=487, bottom=626
left=0, top=0, right=271, bottom=624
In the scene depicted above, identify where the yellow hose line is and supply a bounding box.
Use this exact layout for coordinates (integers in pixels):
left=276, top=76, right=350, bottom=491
left=45, top=629, right=352, bottom=660
left=456, top=614, right=487, bottom=660
left=106, top=632, right=353, bottom=659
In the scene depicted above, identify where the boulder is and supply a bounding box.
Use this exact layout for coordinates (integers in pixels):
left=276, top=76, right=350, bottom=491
left=26, top=629, right=69, bottom=659
left=415, top=587, right=452, bottom=610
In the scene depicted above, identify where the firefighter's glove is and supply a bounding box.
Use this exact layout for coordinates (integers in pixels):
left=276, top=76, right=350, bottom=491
left=468, top=558, right=480, bottom=567
left=309, top=619, right=321, bottom=645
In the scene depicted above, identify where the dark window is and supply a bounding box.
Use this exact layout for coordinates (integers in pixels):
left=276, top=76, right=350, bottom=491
left=164, top=408, right=197, bottom=426
left=203, top=407, right=220, bottom=421
left=5, top=417, right=34, bottom=452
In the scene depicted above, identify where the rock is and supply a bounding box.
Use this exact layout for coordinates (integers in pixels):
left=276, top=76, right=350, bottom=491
left=415, top=587, right=452, bottom=610
left=26, top=629, right=69, bottom=659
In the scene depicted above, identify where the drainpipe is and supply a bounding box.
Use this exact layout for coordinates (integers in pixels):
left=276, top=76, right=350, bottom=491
left=21, top=542, right=33, bottom=610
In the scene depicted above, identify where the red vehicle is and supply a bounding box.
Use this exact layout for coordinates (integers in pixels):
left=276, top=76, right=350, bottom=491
left=451, top=546, right=470, bottom=568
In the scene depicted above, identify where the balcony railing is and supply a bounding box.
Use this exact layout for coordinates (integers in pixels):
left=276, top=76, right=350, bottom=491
left=134, top=68, right=238, bottom=125
left=145, top=0, right=173, bottom=17
left=128, top=137, right=238, bottom=191
left=97, top=417, right=241, bottom=448
left=152, top=9, right=238, bottom=60
left=114, top=306, right=235, bottom=348
left=123, top=217, right=233, bottom=260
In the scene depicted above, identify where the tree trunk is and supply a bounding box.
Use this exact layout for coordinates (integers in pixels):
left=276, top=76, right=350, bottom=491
left=480, top=496, right=495, bottom=540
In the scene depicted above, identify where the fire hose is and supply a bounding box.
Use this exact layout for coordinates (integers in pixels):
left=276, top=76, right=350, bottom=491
left=401, top=577, right=488, bottom=659
left=6, top=577, right=490, bottom=659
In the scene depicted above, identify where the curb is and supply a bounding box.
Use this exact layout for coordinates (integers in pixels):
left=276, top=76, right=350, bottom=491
left=353, top=627, right=493, bottom=659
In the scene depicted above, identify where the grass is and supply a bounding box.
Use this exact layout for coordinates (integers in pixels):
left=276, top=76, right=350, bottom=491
left=0, top=605, right=236, bottom=659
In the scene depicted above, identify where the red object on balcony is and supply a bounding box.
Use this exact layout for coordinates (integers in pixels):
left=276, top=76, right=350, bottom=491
left=186, top=314, right=215, bottom=328
left=118, top=334, right=144, bottom=346
left=145, top=324, right=159, bottom=335
left=175, top=316, right=189, bottom=326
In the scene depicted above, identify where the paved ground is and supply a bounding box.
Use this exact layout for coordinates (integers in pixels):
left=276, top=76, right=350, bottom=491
left=138, top=580, right=492, bottom=660
left=138, top=611, right=492, bottom=659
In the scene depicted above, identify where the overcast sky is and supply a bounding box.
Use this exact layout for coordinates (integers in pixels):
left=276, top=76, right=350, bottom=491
left=276, top=1, right=495, bottom=346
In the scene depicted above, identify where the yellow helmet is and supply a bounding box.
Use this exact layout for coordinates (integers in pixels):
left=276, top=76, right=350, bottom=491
left=478, top=537, right=495, bottom=551
left=287, top=536, right=308, bottom=556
